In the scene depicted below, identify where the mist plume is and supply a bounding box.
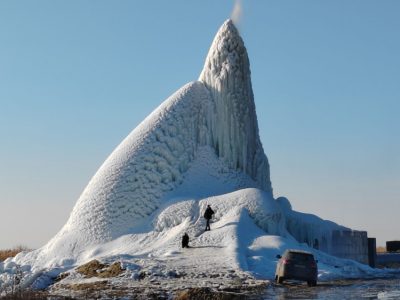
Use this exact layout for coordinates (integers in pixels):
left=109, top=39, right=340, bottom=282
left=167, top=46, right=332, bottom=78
left=231, top=0, right=243, bottom=26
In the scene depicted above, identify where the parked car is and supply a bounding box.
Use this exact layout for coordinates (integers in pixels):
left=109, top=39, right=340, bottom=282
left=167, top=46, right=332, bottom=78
left=275, top=249, right=318, bottom=286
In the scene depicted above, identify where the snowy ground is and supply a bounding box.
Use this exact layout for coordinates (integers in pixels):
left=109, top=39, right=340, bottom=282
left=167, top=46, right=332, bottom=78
left=1, top=176, right=397, bottom=297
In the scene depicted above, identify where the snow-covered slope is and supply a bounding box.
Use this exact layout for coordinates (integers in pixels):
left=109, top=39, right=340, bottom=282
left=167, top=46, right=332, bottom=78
left=46, top=82, right=213, bottom=252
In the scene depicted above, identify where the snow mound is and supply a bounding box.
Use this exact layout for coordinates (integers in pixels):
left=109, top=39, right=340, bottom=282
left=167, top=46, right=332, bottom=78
left=29, top=18, right=273, bottom=261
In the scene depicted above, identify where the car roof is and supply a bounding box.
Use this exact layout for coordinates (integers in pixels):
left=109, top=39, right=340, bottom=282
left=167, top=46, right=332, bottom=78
left=284, top=249, right=314, bottom=255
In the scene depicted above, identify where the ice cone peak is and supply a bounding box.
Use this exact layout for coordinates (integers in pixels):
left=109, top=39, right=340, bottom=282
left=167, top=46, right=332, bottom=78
left=199, top=19, right=245, bottom=82
left=199, top=19, right=271, bottom=192
left=208, top=19, right=239, bottom=43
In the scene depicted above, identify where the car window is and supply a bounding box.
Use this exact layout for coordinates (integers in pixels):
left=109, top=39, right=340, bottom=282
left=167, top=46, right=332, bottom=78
left=286, top=252, right=314, bottom=261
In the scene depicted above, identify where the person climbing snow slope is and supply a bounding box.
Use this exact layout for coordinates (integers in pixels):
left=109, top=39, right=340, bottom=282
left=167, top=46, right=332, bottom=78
left=204, top=205, right=215, bottom=231
left=182, top=232, right=190, bottom=248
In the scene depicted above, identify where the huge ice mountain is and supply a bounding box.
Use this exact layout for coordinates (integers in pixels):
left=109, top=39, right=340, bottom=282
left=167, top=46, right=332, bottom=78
left=36, top=19, right=272, bottom=257
left=1, top=20, right=378, bottom=290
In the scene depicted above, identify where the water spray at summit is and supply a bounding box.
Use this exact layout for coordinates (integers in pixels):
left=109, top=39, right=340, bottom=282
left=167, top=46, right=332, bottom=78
left=231, top=0, right=243, bottom=26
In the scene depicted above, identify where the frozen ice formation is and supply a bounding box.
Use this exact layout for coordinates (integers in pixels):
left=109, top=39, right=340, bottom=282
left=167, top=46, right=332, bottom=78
left=199, top=20, right=271, bottom=192
left=0, top=20, right=382, bottom=289
left=276, top=197, right=347, bottom=251
left=33, top=19, right=272, bottom=258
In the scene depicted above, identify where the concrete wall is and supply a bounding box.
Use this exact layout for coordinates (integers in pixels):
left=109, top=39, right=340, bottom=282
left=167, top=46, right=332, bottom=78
left=368, top=238, right=377, bottom=268
left=283, top=211, right=370, bottom=265
left=377, top=253, right=400, bottom=264
left=298, top=229, right=370, bottom=265
left=329, top=230, right=369, bottom=264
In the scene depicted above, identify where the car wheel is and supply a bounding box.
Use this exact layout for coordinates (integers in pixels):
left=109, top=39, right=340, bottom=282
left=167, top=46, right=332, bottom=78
left=274, top=275, right=278, bottom=283
left=312, top=280, right=317, bottom=286
left=278, top=276, right=284, bottom=284
left=307, top=280, right=317, bottom=287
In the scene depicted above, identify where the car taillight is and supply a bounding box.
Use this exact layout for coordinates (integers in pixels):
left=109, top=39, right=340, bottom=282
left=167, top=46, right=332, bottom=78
left=310, top=261, right=317, bottom=268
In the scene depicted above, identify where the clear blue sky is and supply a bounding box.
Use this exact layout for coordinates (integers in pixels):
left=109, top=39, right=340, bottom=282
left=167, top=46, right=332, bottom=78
left=0, top=1, right=398, bottom=248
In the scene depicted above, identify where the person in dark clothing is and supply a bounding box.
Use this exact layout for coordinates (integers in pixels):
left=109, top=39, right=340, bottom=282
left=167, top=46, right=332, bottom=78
left=182, top=232, right=190, bottom=248
left=204, top=205, right=215, bottom=231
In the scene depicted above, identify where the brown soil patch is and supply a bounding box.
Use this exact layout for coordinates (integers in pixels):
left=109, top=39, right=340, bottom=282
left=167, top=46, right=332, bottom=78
left=68, top=280, right=108, bottom=291
left=98, top=261, right=124, bottom=278
left=76, top=260, right=107, bottom=277
left=0, top=290, right=73, bottom=299
left=76, top=259, right=125, bottom=278
left=54, top=272, right=70, bottom=282
left=175, top=288, right=247, bottom=300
